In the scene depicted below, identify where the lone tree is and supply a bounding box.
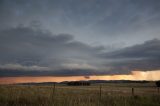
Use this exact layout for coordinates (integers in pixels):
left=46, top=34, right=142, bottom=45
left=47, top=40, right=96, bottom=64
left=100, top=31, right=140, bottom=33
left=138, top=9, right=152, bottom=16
left=156, top=81, right=160, bottom=87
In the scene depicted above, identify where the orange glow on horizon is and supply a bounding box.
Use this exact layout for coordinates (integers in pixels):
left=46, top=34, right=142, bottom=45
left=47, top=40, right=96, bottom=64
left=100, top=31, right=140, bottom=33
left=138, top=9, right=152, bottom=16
left=0, top=70, right=160, bottom=84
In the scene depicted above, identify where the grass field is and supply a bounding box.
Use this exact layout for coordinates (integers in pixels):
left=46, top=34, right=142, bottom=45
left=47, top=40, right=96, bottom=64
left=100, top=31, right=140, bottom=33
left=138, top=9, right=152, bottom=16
left=0, top=82, right=160, bottom=106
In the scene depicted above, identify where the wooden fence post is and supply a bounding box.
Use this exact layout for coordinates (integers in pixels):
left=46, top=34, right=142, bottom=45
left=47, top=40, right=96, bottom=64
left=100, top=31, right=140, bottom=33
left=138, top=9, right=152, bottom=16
left=53, top=83, right=55, bottom=94
left=132, top=88, right=134, bottom=96
left=99, top=85, right=102, bottom=101
left=98, top=85, right=102, bottom=106
left=52, top=83, right=56, bottom=99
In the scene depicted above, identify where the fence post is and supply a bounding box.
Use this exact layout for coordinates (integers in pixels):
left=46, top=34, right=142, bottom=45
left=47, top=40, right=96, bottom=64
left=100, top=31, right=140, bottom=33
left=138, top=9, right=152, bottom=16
left=99, top=85, right=102, bottom=101
left=132, top=88, right=134, bottom=96
left=98, top=85, right=102, bottom=106
left=53, top=83, right=55, bottom=94
left=52, top=83, right=56, bottom=99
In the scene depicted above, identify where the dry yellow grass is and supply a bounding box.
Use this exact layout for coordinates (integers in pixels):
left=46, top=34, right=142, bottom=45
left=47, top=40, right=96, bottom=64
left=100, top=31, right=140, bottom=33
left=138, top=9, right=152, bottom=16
left=0, top=83, right=160, bottom=106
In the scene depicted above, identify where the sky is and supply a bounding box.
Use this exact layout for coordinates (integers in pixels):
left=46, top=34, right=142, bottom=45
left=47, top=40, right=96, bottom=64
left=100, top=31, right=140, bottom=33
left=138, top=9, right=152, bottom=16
left=0, top=0, right=160, bottom=83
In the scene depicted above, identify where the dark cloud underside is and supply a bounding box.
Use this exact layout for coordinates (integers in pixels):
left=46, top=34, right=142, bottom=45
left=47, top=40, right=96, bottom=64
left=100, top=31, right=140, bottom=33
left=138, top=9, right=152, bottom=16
left=0, top=0, right=160, bottom=76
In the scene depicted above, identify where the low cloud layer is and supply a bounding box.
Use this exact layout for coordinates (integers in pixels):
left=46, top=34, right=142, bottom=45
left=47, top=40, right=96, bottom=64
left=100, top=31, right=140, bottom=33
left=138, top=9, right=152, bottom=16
left=101, top=39, right=160, bottom=73
left=102, top=39, right=160, bottom=59
left=0, top=26, right=105, bottom=76
left=1, top=70, right=160, bottom=84
left=0, top=26, right=160, bottom=76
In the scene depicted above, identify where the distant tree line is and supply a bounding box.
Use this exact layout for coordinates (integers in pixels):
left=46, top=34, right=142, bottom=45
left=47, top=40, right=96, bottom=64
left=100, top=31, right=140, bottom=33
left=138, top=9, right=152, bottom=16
left=67, top=81, right=90, bottom=86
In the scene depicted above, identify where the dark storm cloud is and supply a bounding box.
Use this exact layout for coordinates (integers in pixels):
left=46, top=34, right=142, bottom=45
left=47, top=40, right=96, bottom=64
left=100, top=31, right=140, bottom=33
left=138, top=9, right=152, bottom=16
left=0, top=0, right=160, bottom=76
left=100, top=39, right=160, bottom=74
left=0, top=26, right=160, bottom=76
left=0, top=0, right=160, bottom=46
left=0, top=68, right=108, bottom=77
left=102, top=58, right=160, bottom=75
left=0, top=27, right=72, bottom=64
left=0, top=26, right=104, bottom=64
left=102, top=39, right=160, bottom=59
left=0, top=26, right=106, bottom=76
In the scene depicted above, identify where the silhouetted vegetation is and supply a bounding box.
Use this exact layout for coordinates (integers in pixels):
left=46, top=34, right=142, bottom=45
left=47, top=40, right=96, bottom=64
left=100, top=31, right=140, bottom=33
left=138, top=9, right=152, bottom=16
left=156, top=81, right=160, bottom=87
left=67, top=81, right=90, bottom=86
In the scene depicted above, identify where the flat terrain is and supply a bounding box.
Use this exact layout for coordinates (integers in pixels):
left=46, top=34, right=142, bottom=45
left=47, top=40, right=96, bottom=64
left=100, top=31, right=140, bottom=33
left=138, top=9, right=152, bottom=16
left=0, top=82, right=160, bottom=106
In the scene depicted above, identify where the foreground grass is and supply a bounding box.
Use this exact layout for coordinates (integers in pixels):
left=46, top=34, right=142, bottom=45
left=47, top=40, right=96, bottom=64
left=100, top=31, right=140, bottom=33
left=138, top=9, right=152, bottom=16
left=0, top=83, right=160, bottom=106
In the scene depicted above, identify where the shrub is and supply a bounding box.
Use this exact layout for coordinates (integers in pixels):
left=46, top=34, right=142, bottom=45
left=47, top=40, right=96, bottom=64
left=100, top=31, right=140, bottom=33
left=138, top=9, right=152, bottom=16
left=156, top=81, right=160, bottom=87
